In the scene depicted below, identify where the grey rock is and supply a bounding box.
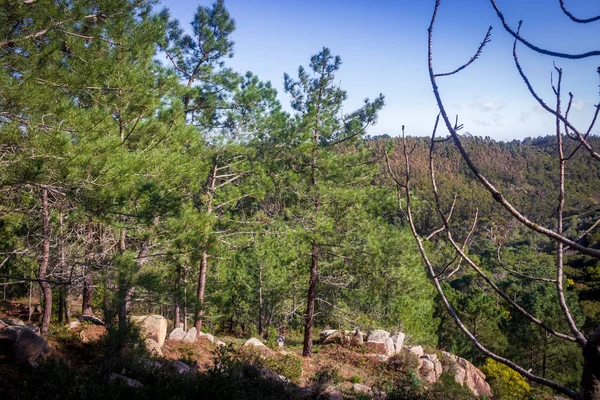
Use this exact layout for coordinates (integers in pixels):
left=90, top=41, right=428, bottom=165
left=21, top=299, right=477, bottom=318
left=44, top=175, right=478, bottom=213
left=138, top=358, right=162, bottom=370
left=68, top=321, right=81, bottom=330
left=1, top=317, right=25, bottom=327
left=168, top=327, right=186, bottom=341
left=385, top=337, right=395, bottom=356
left=390, top=332, right=405, bottom=354
left=353, top=383, right=372, bottom=394
left=243, top=337, right=266, bottom=347
left=145, top=338, right=163, bottom=357
left=367, top=329, right=390, bottom=344
left=130, top=315, right=167, bottom=347
left=319, top=329, right=342, bottom=344
left=77, top=315, right=105, bottom=326
left=182, top=327, right=197, bottom=343
left=172, top=360, right=191, bottom=374
left=0, top=326, right=52, bottom=366
left=109, top=372, right=143, bottom=388
left=198, top=331, right=215, bottom=343
left=409, top=345, right=424, bottom=358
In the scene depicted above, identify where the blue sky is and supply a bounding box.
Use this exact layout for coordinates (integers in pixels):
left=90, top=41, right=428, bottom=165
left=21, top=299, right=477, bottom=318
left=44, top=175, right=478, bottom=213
left=161, top=0, right=600, bottom=140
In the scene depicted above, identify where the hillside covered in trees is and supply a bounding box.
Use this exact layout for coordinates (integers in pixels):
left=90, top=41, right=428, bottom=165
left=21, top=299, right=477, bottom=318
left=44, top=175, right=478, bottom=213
left=1, top=0, right=600, bottom=399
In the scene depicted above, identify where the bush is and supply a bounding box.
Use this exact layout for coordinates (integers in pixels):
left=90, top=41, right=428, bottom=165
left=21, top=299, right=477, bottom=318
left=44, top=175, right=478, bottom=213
left=264, top=325, right=278, bottom=349
left=350, top=374, right=361, bottom=384
left=480, top=358, right=530, bottom=400
left=260, top=353, right=303, bottom=383
left=388, top=348, right=421, bottom=374
left=310, top=365, right=342, bottom=397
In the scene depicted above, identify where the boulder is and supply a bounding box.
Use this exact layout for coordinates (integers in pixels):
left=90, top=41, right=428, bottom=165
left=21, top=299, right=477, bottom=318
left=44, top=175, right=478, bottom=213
left=77, top=315, right=105, bottom=326
left=68, top=321, right=81, bottom=330
left=109, top=372, right=143, bottom=388
left=408, top=345, right=424, bottom=358
left=351, top=328, right=364, bottom=345
left=0, top=320, right=8, bottom=331
left=182, top=327, right=197, bottom=343
left=390, top=332, right=405, bottom=354
left=419, top=355, right=442, bottom=384
left=216, top=340, right=226, bottom=347
left=367, top=353, right=390, bottom=363
left=243, top=337, right=266, bottom=348
left=366, top=329, right=390, bottom=344
left=352, top=383, right=372, bottom=394
left=1, top=317, right=25, bottom=327
left=385, top=337, right=395, bottom=356
left=420, top=358, right=437, bottom=383
left=130, top=315, right=167, bottom=348
left=137, top=357, right=162, bottom=370
left=319, top=329, right=341, bottom=344
left=198, top=331, right=215, bottom=343
left=144, top=338, right=162, bottom=357
left=0, top=326, right=52, bottom=366
left=172, top=360, right=191, bottom=374
left=440, top=351, right=492, bottom=397
left=168, top=327, right=186, bottom=341
left=25, top=324, right=41, bottom=336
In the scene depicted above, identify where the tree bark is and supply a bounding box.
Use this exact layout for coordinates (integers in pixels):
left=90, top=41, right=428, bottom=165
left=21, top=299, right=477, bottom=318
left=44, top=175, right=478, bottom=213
left=82, top=223, right=94, bottom=316
left=258, top=262, right=264, bottom=335
left=580, top=325, right=600, bottom=400
left=38, top=188, right=52, bottom=335
left=195, top=251, right=208, bottom=331
left=302, top=242, right=319, bottom=357
left=174, top=264, right=182, bottom=329
left=195, top=159, right=218, bottom=331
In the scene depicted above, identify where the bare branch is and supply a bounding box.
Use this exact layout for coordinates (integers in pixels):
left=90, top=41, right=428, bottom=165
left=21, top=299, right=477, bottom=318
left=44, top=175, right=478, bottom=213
left=434, top=26, right=492, bottom=77
left=490, top=0, right=600, bottom=59
left=559, top=0, right=600, bottom=23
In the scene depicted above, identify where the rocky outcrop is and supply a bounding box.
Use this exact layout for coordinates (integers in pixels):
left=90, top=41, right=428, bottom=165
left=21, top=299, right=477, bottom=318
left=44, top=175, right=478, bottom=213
left=243, top=337, right=266, bottom=347
left=168, top=327, right=186, bottom=341
left=182, top=327, right=197, bottom=343
left=366, top=329, right=390, bottom=344
left=319, top=329, right=342, bottom=344
left=131, top=315, right=167, bottom=347
left=145, top=338, right=162, bottom=357
left=0, top=325, right=52, bottom=366
left=198, top=331, right=215, bottom=343
left=390, top=332, right=405, bottom=354
left=419, top=353, right=443, bottom=383
left=1, top=317, right=25, bottom=327
left=109, top=372, right=143, bottom=388
left=440, top=351, right=492, bottom=397
left=77, top=315, right=105, bottom=326
left=172, top=360, right=191, bottom=374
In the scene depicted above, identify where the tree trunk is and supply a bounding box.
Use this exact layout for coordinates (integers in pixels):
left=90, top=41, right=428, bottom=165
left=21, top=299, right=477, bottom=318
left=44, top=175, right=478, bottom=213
left=302, top=241, right=319, bottom=357
left=195, top=251, right=208, bottom=331
left=82, top=223, right=94, bottom=316
left=195, top=159, right=218, bottom=331
left=174, top=264, right=182, bottom=329
left=39, top=188, right=52, bottom=335
left=258, top=262, right=264, bottom=335
left=580, top=326, right=600, bottom=400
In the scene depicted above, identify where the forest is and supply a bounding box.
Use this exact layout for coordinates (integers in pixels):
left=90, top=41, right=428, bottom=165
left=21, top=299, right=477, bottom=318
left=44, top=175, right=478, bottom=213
left=1, top=1, right=600, bottom=399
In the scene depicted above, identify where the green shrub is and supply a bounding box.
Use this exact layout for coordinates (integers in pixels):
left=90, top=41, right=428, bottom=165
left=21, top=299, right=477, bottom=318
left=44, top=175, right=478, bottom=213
left=264, top=325, right=278, bottom=349
left=260, top=353, right=303, bottom=383
left=349, top=374, right=361, bottom=384
left=310, top=365, right=342, bottom=397
left=480, top=358, right=530, bottom=400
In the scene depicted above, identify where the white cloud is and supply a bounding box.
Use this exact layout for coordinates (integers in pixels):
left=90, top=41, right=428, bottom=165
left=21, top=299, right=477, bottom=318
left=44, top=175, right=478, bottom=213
left=469, top=99, right=506, bottom=113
